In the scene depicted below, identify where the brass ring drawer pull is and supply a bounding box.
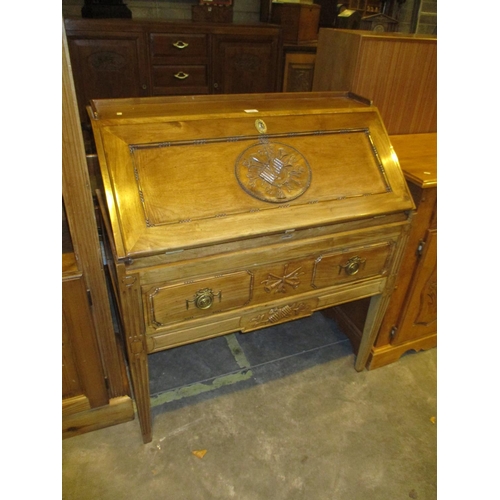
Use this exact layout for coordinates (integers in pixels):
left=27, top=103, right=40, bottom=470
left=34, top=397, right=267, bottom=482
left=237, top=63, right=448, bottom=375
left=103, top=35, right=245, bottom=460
left=186, top=288, right=222, bottom=310
left=339, top=256, right=366, bottom=276
left=174, top=71, right=190, bottom=80
left=173, top=40, right=189, bottom=49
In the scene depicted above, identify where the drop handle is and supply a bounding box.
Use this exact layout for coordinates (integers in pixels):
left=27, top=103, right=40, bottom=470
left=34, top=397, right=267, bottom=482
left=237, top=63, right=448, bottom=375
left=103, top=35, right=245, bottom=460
left=173, top=40, right=189, bottom=49
left=174, top=71, right=189, bottom=80
left=339, top=256, right=366, bottom=276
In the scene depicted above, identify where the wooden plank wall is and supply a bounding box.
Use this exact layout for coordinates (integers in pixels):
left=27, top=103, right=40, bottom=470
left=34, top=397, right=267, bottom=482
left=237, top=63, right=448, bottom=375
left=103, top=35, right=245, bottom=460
left=313, top=30, right=437, bottom=135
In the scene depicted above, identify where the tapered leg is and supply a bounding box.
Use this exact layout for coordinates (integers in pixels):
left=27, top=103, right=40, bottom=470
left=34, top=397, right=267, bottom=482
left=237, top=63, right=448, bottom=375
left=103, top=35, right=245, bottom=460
left=119, top=271, right=152, bottom=443
left=355, top=294, right=386, bottom=371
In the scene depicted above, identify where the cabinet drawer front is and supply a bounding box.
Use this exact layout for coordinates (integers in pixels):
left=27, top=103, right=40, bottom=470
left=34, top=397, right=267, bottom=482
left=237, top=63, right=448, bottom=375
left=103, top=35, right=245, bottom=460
left=152, top=65, right=208, bottom=94
left=150, top=33, right=208, bottom=60
left=145, top=271, right=253, bottom=328
left=312, top=242, right=393, bottom=288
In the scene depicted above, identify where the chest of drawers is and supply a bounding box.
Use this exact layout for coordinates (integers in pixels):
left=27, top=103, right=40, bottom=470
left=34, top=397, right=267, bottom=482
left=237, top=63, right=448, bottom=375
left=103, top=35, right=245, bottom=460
left=89, top=92, right=415, bottom=443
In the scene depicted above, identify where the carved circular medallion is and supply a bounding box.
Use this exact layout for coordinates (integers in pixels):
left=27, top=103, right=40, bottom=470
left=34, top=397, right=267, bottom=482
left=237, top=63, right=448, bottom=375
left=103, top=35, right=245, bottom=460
left=235, top=141, right=312, bottom=203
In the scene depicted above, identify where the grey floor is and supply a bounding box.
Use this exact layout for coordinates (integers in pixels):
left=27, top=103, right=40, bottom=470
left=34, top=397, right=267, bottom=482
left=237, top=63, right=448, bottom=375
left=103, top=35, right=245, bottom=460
left=62, top=312, right=437, bottom=500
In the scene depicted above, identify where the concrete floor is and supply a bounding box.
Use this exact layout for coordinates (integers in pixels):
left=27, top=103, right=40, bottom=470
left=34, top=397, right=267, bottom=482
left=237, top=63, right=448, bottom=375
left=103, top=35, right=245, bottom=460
left=62, top=313, right=437, bottom=500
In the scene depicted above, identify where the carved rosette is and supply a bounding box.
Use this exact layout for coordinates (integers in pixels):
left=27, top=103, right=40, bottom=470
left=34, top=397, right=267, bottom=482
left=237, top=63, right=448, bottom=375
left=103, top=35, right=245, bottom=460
left=235, top=141, right=312, bottom=203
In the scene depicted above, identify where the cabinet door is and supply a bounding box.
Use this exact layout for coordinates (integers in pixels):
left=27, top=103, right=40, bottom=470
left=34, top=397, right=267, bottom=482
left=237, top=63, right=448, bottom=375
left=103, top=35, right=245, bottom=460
left=212, top=34, right=280, bottom=94
left=62, top=274, right=109, bottom=414
left=392, top=228, right=437, bottom=345
left=282, top=52, right=316, bottom=92
left=66, top=32, right=150, bottom=126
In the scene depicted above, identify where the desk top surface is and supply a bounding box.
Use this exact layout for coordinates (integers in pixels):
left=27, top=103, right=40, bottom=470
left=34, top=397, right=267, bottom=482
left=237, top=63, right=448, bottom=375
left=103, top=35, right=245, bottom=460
left=390, top=133, right=437, bottom=188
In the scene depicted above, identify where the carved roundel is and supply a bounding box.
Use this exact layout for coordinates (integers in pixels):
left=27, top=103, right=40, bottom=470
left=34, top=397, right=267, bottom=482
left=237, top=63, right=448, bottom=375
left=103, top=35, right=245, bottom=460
left=235, top=141, right=312, bottom=203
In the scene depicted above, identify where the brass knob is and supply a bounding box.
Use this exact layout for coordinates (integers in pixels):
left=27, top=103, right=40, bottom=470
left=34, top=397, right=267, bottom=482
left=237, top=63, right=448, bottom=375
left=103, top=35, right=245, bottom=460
left=186, top=288, right=222, bottom=310
left=173, top=40, right=189, bottom=49
left=195, top=292, right=214, bottom=310
left=339, top=256, right=366, bottom=276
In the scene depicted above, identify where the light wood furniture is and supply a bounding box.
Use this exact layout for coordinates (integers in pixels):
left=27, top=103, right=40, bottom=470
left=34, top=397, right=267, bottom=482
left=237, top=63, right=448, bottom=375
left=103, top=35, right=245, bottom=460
left=328, top=133, right=437, bottom=368
left=64, top=17, right=283, bottom=134
left=89, top=91, right=415, bottom=443
left=62, top=21, right=134, bottom=438
left=312, top=29, right=436, bottom=135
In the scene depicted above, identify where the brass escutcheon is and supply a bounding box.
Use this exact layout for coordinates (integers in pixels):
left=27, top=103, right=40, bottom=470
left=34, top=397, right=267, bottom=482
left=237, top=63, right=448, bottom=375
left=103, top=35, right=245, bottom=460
left=255, top=119, right=267, bottom=134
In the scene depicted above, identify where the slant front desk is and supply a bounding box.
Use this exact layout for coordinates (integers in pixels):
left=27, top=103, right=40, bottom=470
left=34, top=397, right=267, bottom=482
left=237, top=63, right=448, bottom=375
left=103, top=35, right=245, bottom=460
left=89, top=92, right=415, bottom=443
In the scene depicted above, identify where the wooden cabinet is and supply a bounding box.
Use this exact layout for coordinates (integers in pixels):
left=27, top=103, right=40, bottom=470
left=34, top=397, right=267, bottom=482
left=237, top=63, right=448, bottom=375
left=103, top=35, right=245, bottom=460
left=62, top=22, right=134, bottom=438
left=64, top=18, right=282, bottom=131
left=328, top=133, right=437, bottom=369
left=282, top=42, right=317, bottom=92
left=88, top=91, right=415, bottom=443
left=150, top=31, right=210, bottom=96
left=64, top=28, right=149, bottom=127
left=212, top=32, right=281, bottom=94
left=312, top=29, right=437, bottom=135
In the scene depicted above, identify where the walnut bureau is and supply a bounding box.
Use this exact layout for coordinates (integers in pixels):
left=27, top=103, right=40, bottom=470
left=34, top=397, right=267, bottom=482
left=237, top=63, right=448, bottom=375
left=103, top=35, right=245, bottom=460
left=89, top=92, right=415, bottom=443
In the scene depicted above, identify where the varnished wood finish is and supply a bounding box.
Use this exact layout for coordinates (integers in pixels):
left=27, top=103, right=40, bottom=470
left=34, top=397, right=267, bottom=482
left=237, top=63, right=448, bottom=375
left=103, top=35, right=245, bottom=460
left=62, top=275, right=108, bottom=409
left=90, top=92, right=415, bottom=443
left=63, top=21, right=133, bottom=438
left=329, top=133, right=437, bottom=369
left=63, top=397, right=135, bottom=439
left=312, top=29, right=437, bottom=135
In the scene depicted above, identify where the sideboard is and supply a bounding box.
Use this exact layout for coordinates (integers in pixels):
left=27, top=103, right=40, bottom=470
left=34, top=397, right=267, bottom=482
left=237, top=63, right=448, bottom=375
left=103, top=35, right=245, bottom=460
left=64, top=17, right=283, bottom=136
left=88, top=91, right=415, bottom=443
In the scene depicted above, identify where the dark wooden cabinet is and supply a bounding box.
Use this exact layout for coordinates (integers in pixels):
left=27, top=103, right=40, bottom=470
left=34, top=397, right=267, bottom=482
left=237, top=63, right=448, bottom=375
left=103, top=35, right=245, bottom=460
left=66, top=30, right=149, bottom=126
left=64, top=18, right=282, bottom=130
left=212, top=33, right=281, bottom=94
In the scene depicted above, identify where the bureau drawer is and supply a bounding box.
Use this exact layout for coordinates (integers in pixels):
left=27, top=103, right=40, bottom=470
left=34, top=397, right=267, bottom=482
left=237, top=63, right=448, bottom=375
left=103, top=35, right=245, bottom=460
left=312, top=242, right=393, bottom=289
left=144, top=270, right=253, bottom=328
left=150, top=33, right=208, bottom=61
left=151, top=65, right=209, bottom=95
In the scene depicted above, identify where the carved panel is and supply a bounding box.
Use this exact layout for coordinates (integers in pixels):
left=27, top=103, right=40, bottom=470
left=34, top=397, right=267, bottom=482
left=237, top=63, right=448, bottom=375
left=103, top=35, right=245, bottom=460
left=240, top=299, right=318, bottom=331
left=235, top=140, right=312, bottom=203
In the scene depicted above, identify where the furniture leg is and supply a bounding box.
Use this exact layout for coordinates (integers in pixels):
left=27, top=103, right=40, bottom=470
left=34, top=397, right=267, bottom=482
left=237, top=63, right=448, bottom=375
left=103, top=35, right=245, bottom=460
left=119, top=272, right=152, bottom=443
left=355, top=293, right=385, bottom=371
